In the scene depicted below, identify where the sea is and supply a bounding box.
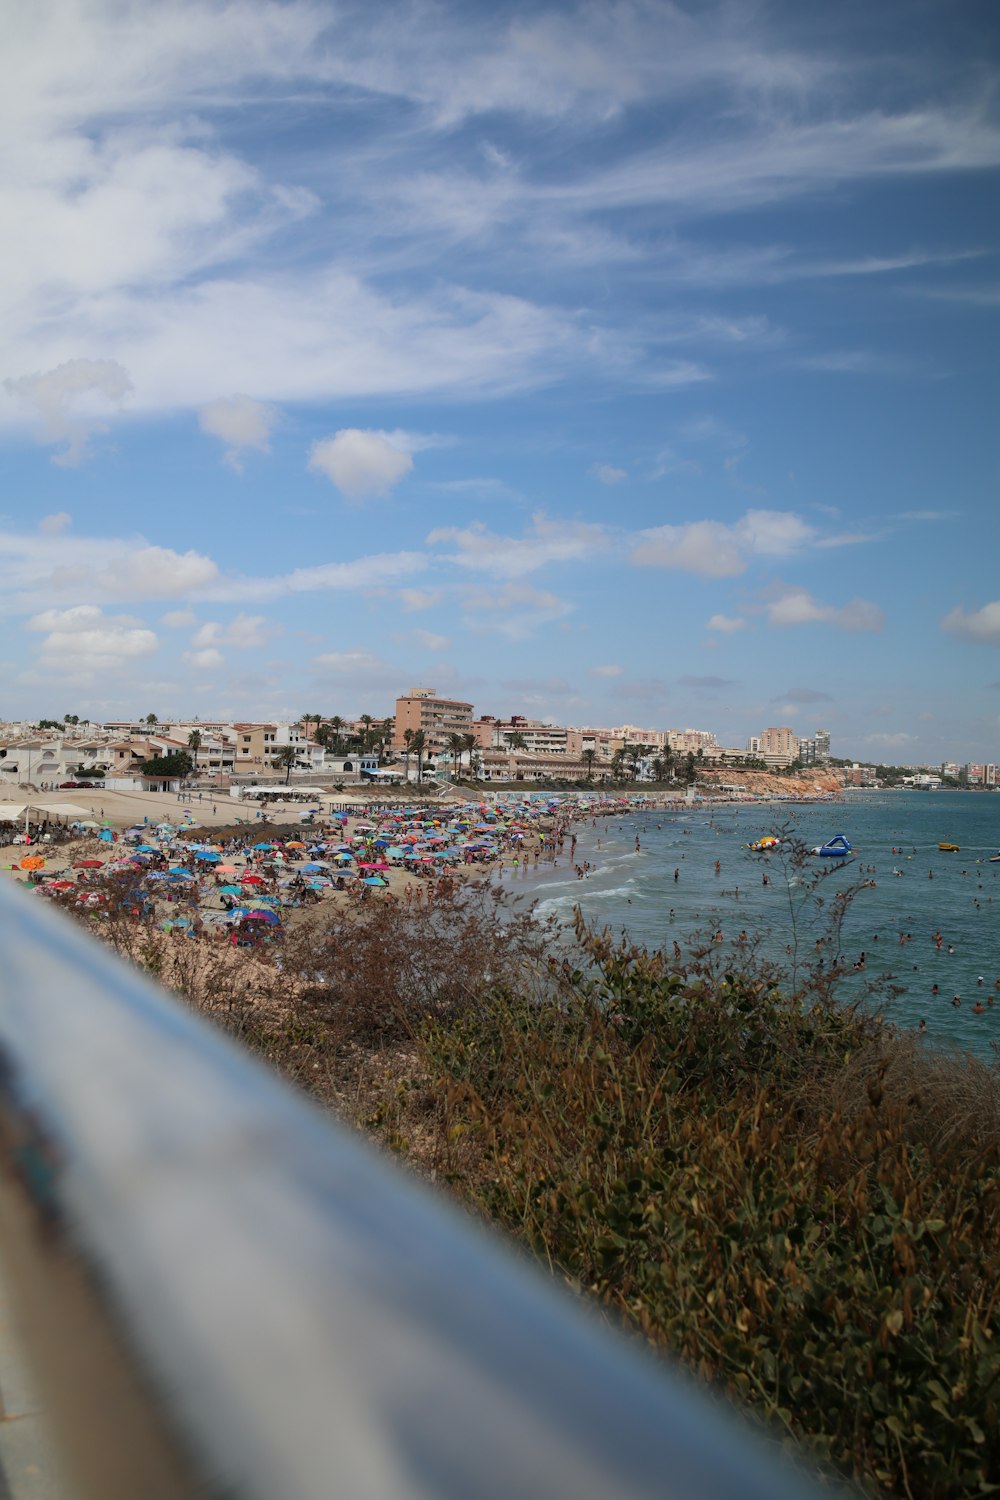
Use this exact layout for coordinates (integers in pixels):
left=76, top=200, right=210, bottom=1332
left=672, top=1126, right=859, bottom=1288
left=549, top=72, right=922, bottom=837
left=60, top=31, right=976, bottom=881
left=514, top=789, right=1000, bottom=1059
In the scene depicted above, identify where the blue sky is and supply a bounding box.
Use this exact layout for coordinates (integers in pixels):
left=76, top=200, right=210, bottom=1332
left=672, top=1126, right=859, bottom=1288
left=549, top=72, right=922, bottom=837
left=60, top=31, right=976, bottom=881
left=2, top=0, right=999, bottom=762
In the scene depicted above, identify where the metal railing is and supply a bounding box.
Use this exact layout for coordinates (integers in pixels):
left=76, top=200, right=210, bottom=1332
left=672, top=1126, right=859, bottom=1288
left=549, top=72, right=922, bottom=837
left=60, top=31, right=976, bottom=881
left=0, top=878, right=826, bottom=1500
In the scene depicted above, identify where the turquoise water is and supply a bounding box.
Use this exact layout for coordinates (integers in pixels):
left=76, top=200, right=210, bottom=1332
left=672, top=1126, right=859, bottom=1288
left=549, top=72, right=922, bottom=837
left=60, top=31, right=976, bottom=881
left=523, top=790, right=1000, bottom=1057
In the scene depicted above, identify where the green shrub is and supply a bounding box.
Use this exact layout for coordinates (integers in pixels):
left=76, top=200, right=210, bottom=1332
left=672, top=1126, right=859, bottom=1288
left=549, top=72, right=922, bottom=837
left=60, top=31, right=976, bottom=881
left=421, top=926, right=1000, bottom=1499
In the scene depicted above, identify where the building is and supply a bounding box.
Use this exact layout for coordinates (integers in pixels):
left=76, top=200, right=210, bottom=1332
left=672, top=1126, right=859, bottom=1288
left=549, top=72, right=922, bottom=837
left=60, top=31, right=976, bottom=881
left=472, top=716, right=572, bottom=756
left=393, top=689, right=474, bottom=760
left=666, top=729, right=718, bottom=754
left=814, top=728, right=831, bottom=761
left=759, top=726, right=800, bottom=758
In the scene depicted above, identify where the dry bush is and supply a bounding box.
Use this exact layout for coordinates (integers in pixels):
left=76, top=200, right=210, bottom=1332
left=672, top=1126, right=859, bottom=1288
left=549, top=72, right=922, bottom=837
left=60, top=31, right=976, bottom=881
left=280, top=879, right=561, bottom=1050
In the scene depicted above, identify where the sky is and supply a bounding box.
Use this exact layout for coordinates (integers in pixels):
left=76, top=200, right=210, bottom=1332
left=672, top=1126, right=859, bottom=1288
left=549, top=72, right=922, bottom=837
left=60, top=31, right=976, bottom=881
left=2, top=0, right=999, bottom=763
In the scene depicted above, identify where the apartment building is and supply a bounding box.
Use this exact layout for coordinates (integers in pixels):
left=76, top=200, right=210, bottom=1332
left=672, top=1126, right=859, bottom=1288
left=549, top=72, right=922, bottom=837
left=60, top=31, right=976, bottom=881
left=666, top=729, right=719, bottom=754
left=472, top=716, right=572, bottom=755
left=393, top=689, right=474, bottom=758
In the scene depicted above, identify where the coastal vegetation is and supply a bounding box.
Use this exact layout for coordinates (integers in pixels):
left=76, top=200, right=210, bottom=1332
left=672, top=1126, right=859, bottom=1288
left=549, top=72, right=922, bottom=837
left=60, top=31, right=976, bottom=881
left=55, top=845, right=999, bottom=1500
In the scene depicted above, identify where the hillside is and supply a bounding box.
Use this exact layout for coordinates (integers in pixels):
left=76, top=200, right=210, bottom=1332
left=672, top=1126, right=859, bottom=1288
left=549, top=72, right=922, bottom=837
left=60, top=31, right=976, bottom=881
left=695, top=766, right=845, bottom=798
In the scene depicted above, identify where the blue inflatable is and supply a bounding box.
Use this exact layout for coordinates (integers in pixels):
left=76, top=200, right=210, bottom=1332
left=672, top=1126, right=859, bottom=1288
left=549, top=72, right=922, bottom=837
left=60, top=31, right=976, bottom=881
left=811, top=833, right=853, bottom=857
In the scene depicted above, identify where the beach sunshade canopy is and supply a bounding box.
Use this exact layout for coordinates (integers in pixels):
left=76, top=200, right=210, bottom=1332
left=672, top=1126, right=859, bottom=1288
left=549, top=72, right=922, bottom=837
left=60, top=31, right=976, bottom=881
left=362, top=876, right=388, bottom=886
left=240, top=873, right=265, bottom=883
left=74, top=859, right=104, bottom=869
left=219, top=885, right=244, bottom=896
left=19, top=856, right=46, bottom=870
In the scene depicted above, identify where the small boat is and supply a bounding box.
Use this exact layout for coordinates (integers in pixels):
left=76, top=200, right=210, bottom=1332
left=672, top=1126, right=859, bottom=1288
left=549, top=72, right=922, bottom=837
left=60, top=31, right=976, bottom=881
left=938, top=842, right=960, bottom=852
left=990, top=852, right=1000, bottom=863
left=811, top=833, right=853, bottom=857
left=748, top=835, right=781, bottom=852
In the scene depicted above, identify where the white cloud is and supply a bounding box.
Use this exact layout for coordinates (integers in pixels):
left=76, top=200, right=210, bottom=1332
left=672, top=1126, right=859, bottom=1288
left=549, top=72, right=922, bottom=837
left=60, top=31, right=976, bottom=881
left=862, top=731, right=916, bottom=749
left=764, top=586, right=883, bottom=631
left=632, top=509, right=817, bottom=575
left=192, top=613, right=272, bottom=649
left=591, top=663, right=624, bottom=677
left=26, top=604, right=157, bottom=674
left=198, top=394, right=276, bottom=471
left=93, top=545, right=220, bottom=599
left=309, top=429, right=414, bottom=501
left=184, top=648, right=225, bottom=671
left=941, top=601, right=1000, bottom=644
left=632, top=520, right=745, bottom=576
left=461, top=583, right=573, bottom=640
left=313, top=650, right=388, bottom=675
left=161, top=609, right=197, bottom=628
left=591, top=463, right=627, bottom=485
left=39, top=512, right=71, bottom=535
left=5, top=358, right=132, bottom=464
left=412, top=629, right=450, bottom=651
left=397, top=589, right=442, bottom=612
left=430, top=512, right=609, bottom=578
left=706, top=613, right=746, bottom=633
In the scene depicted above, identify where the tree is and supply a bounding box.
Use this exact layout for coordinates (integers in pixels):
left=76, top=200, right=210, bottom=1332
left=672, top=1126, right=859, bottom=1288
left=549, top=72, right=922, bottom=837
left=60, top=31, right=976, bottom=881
left=140, top=751, right=192, bottom=778
left=402, top=728, right=414, bottom=781
left=327, top=715, right=345, bottom=753
left=610, top=748, right=626, bottom=782
left=187, top=728, right=203, bottom=759
left=145, top=713, right=158, bottom=726
left=447, top=732, right=467, bottom=778
left=462, top=732, right=478, bottom=779
left=409, top=729, right=426, bottom=784
left=275, top=744, right=297, bottom=784
left=359, top=714, right=374, bottom=751
left=651, top=756, right=665, bottom=783
left=581, top=748, right=596, bottom=783
left=684, top=751, right=697, bottom=785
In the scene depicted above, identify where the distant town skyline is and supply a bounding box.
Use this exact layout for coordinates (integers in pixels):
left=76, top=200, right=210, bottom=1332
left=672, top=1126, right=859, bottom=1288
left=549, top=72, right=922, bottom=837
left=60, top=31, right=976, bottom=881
left=2, top=3, right=998, bottom=761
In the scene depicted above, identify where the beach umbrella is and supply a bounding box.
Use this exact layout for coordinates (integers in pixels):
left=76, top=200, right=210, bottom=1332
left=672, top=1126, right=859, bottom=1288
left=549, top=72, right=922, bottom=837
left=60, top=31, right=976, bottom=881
left=252, top=842, right=274, bottom=850
left=99, top=829, right=114, bottom=842
left=243, top=909, right=280, bottom=924
left=302, top=861, right=328, bottom=872
left=219, top=885, right=243, bottom=896
left=47, top=880, right=76, bottom=891
left=19, top=855, right=46, bottom=870
left=74, top=859, right=104, bottom=869
left=240, top=873, right=265, bottom=884
left=362, top=876, right=388, bottom=886
left=286, top=840, right=305, bottom=848
left=194, top=850, right=220, bottom=862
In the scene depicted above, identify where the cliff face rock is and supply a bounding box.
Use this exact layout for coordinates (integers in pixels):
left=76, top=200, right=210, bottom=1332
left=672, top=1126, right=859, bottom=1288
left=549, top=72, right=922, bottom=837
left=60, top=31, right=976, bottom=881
left=695, top=767, right=845, bottom=797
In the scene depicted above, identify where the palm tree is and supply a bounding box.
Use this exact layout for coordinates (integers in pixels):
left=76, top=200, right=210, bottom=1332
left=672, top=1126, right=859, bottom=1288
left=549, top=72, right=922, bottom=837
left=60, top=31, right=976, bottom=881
left=505, top=730, right=528, bottom=753
left=651, top=756, right=665, bottom=783
left=447, top=732, right=466, bottom=779
left=581, top=748, right=596, bottom=782
left=187, top=728, right=202, bottom=773
left=359, top=713, right=374, bottom=752
left=402, top=728, right=414, bottom=781
left=328, top=715, right=345, bottom=753
left=462, top=732, right=477, bottom=779
left=379, top=718, right=394, bottom=764
left=409, top=729, right=425, bottom=784
left=275, top=744, right=297, bottom=785
left=610, top=748, right=626, bottom=782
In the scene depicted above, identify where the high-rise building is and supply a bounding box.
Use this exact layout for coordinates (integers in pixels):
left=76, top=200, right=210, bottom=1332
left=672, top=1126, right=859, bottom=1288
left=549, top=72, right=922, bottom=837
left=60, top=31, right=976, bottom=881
left=814, top=728, right=831, bottom=761
left=393, top=688, right=474, bottom=759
